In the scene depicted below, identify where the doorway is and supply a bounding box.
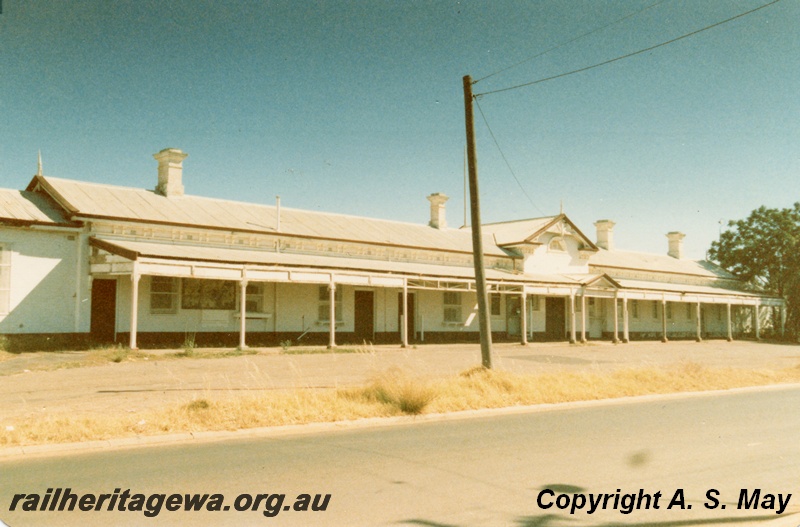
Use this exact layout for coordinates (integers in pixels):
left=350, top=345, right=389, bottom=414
left=354, top=290, right=375, bottom=343
left=545, top=296, right=566, bottom=341
left=90, top=278, right=117, bottom=343
left=506, top=295, right=521, bottom=337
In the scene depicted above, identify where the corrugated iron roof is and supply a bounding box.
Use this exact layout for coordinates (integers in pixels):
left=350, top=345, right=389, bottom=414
left=480, top=216, right=556, bottom=246
left=0, top=189, right=74, bottom=226
left=480, top=214, right=599, bottom=252
left=90, top=237, right=576, bottom=285
left=35, top=176, right=508, bottom=256
left=590, top=248, right=736, bottom=280
left=613, top=278, right=764, bottom=298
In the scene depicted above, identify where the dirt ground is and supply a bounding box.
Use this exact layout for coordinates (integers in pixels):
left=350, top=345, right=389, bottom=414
left=2, top=340, right=800, bottom=423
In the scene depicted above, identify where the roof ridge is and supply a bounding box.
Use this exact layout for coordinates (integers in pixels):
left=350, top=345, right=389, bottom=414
left=40, top=176, right=473, bottom=234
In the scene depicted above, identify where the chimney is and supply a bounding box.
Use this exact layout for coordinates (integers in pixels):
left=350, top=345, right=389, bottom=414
left=667, top=231, right=685, bottom=259
left=153, top=148, right=188, bottom=197
left=594, top=219, right=615, bottom=250
left=427, top=193, right=448, bottom=229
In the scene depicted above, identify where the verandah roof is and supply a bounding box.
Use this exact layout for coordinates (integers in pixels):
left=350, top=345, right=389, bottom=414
left=88, top=237, right=775, bottom=305
left=89, top=237, right=578, bottom=287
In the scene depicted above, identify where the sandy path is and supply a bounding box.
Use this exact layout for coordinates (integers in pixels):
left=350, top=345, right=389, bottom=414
left=1, top=340, right=799, bottom=421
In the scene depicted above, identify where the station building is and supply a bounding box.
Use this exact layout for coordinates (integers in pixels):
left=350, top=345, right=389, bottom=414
left=0, top=148, right=784, bottom=350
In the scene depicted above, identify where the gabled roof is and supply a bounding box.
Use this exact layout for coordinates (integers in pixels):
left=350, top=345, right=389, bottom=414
left=590, top=248, right=736, bottom=280
left=481, top=214, right=598, bottom=251
left=562, top=273, right=622, bottom=289
left=0, top=188, right=76, bottom=227
left=28, top=175, right=509, bottom=257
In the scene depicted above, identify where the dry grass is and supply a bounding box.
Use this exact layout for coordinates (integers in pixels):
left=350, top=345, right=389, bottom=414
left=0, top=350, right=16, bottom=363
left=0, top=347, right=264, bottom=374
left=3, top=362, right=800, bottom=447
left=341, top=368, right=436, bottom=414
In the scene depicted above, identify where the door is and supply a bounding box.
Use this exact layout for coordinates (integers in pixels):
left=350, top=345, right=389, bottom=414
left=397, top=292, right=416, bottom=342
left=354, top=290, right=375, bottom=343
left=588, top=297, right=603, bottom=339
left=506, top=295, right=521, bottom=336
left=90, top=278, right=117, bottom=343
left=545, top=296, right=566, bottom=341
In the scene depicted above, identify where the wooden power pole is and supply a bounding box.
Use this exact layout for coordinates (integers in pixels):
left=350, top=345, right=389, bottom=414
left=463, top=75, right=493, bottom=369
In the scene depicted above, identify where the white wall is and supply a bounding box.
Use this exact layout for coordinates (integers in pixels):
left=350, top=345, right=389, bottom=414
left=119, top=279, right=360, bottom=334
left=0, top=227, right=89, bottom=334
left=524, top=234, right=590, bottom=275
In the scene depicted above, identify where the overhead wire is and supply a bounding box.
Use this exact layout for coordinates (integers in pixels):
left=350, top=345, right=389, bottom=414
left=475, top=0, right=782, bottom=97
left=473, top=0, right=670, bottom=85
left=474, top=97, right=546, bottom=216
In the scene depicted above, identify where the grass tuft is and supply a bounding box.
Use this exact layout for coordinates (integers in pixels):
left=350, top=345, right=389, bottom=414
left=185, top=399, right=211, bottom=411
left=343, top=369, right=435, bottom=415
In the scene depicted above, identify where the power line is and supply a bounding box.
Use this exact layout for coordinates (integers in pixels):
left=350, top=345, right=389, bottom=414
left=474, top=0, right=670, bottom=85
left=475, top=0, right=782, bottom=97
left=474, top=97, right=546, bottom=216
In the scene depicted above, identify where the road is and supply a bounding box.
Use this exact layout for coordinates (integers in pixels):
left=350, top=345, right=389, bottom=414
left=1, top=386, right=799, bottom=526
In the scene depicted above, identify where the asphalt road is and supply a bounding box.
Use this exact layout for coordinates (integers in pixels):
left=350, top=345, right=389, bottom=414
left=1, top=386, right=799, bottom=527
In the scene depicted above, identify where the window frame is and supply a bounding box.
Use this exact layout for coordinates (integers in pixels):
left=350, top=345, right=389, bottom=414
left=181, top=278, right=236, bottom=310
left=530, top=295, right=541, bottom=311
left=548, top=236, right=566, bottom=252
left=490, top=293, right=502, bottom=317
left=150, top=276, right=179, bottom=314
left=240, top=282, right=266, bottom=314
left=318, top=285, right=343, bottom=323
left=443, top=291, right=461, bottom=323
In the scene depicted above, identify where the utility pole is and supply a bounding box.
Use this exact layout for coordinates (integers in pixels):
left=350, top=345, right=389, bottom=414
left=463, top=75, right=493, bottom=369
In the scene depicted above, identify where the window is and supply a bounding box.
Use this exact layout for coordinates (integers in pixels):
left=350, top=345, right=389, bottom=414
left=150, top=276, right=178, bottom=314
left=631, top=300, right=639, bottom=319
left=490, top=293, right=501, bottom=316
left=548, top=236, right=566, bottom=252
left=666, top=302, right=673, bottom=320
left=443, top=291, right=461, bottom=323
left=242, top=283, right=266, bottom=313
left=0, top=245, right=9, bottom=315
left=651, top=301, right=658, bottom=319
left=181, top=279, right=236, bottom=310
left=318, top=285, right=343, bottom=322
left=686, top=303, right=693, bottom=319
left=588, top=297, right=596, bottom=317
left=531, top=295, right=541, bottom=311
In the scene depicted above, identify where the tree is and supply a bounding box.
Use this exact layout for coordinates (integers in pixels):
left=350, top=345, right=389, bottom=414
left=708, top=204, right=800, bottom=338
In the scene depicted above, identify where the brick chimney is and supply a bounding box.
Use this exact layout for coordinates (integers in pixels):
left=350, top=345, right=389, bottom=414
left=153, top=148, right=188, bottom=197
left=667, top=231, right=685, bottom=259
left=427, top=193, right=448, bottom=229
left=594, top=219, right=615, bottom=250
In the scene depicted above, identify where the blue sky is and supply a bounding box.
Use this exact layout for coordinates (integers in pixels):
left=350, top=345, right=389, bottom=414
left=1, top=0, right=797, bottom=259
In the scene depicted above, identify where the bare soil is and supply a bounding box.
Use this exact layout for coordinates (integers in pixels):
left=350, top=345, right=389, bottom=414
left=2, top=340, right=799, bottom=424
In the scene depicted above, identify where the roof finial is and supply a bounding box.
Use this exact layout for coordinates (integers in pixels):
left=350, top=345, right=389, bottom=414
left=37, top=150, right=43, bottom=177
left=560, top=199, right=563, bottom=215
